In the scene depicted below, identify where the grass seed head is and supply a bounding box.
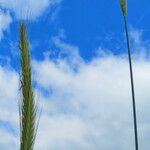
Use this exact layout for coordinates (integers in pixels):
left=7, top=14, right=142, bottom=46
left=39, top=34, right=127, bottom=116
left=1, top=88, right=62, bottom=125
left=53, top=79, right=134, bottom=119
left=120, top=0, right=127, bottom=16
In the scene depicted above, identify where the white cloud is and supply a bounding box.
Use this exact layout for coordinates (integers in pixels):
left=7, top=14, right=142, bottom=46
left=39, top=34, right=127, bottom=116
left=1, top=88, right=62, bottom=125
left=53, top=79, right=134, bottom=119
left=0, top=10, right=12, bottom=40
left=0, top=0, right=61, bottom=40
left=33, top=52, right=150, bottom=150
left=32, top=36, right=150, bottom=149
left=0, top=29, right=150, bottom=149
left=0, top=128, right=18, bottom=149
left=0, top=66, right=19, bottom=150
left=0, top=0, right=62, bottom=20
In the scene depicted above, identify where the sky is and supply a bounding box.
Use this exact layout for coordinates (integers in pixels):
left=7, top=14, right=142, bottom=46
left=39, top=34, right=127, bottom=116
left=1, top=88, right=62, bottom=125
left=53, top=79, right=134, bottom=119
left=0, top=0, right=150, bottom=149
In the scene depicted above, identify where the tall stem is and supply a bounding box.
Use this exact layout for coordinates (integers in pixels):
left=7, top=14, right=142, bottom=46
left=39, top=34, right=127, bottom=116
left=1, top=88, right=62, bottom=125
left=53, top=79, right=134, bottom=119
left=123, top=16, right=139, bottom=150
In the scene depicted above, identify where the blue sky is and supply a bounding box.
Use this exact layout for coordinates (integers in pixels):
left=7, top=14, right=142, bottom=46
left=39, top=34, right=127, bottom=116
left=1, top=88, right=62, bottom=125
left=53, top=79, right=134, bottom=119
left=1, top=0, right=150, bottom=64
left=0, top=0, right=150, bottom=149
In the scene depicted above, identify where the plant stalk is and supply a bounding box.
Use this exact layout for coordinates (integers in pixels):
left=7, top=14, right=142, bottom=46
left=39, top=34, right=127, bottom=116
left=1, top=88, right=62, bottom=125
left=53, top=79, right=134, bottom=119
left=123, top=16, right=139, bottom=150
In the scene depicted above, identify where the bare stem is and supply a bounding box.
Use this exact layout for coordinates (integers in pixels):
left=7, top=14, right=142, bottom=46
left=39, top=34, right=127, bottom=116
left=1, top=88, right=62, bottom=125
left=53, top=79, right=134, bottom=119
left=123, top=16, right=139, bottom=150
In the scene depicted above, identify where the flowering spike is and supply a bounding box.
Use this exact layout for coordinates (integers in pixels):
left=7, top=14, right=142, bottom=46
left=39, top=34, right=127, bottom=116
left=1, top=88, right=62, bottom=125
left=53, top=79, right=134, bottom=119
left=19, top=23, right=37, bottom=150
left=120, top=0, right=127, bottom=16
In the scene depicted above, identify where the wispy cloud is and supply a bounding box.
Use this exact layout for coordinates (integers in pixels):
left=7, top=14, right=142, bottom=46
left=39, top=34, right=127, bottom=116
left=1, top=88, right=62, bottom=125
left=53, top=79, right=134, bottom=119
left=0, top=10, right=12, bottom=40
left=0, top=65, right=19, bottom=149
left=33, top=32, right=150, bottom=149
left=0, top=0, right=62, bottom=20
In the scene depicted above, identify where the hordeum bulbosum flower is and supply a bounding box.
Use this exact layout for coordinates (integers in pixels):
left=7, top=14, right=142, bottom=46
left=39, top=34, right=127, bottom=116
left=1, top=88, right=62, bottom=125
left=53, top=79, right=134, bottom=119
left=120, top=0, right=127, bottom=16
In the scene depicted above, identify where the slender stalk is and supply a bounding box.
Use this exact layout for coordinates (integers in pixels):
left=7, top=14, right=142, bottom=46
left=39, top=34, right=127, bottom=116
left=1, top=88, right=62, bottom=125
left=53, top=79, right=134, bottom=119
left=123, top=16, right=139, bottom=150
left=19, top=23, right=37, bottom=150
left=120, top=1, right=139, bottom=150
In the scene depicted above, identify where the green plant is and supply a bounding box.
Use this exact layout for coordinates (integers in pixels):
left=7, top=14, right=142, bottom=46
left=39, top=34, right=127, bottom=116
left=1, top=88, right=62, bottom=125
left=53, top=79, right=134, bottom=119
left=120, top=0, right=139, bottom=150
left=19, top=23, right=37, bottom=150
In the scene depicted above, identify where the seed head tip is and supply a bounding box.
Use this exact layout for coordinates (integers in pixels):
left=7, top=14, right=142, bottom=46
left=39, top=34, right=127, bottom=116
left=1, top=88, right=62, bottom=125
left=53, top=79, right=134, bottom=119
left=120, top=0, right=127, bottom=16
